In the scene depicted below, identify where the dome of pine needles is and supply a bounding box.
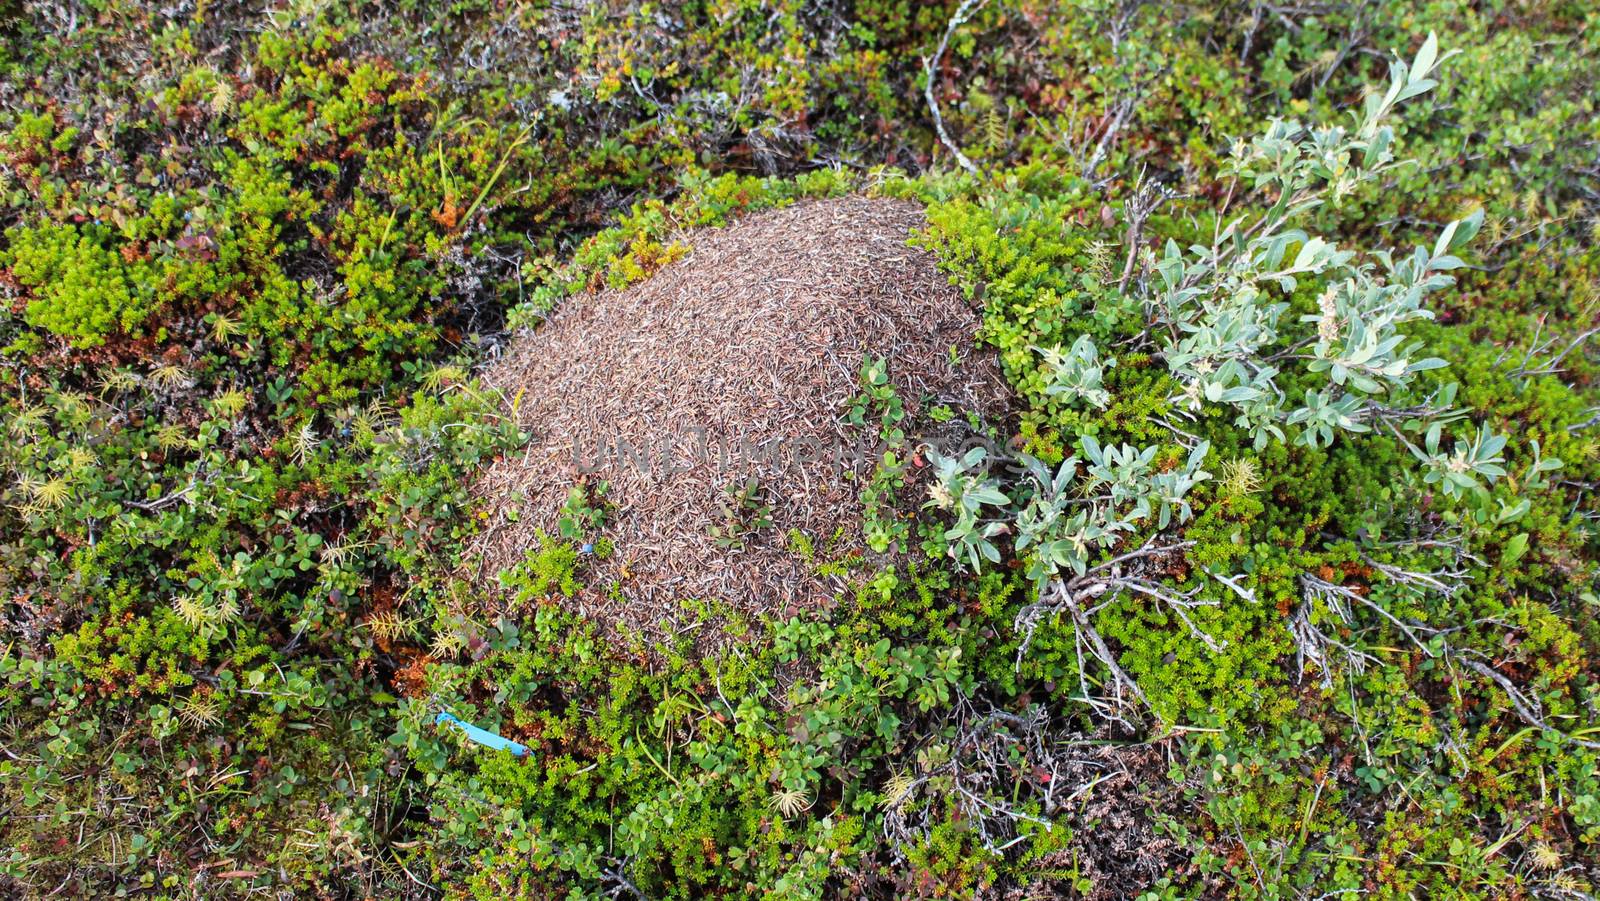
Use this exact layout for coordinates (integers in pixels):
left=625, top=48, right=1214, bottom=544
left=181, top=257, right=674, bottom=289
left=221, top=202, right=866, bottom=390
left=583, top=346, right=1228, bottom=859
left=467, top=196, right=1009, bottom=646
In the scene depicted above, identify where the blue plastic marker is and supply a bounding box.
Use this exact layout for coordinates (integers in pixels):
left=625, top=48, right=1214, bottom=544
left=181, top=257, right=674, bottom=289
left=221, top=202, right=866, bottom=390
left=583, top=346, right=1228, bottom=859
left=435, top=712, right=530, bottom=757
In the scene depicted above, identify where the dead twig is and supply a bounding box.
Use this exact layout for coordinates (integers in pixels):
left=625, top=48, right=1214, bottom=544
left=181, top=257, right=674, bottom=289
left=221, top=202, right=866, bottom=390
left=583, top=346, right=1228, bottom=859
left=1014, top=538, right=1200, bottom=723
left=1458, top=658, right=1600, bottom=751
left=922, top=0, right=990, bottom=175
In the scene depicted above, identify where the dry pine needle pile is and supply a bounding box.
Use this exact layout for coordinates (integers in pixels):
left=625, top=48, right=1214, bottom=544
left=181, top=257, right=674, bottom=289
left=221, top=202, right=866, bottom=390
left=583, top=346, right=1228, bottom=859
left=469, top=196, right=1008, bottom=644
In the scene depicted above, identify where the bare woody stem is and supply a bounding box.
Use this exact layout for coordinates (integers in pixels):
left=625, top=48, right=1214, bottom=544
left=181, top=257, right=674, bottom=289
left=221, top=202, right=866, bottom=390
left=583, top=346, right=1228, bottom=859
left=923, top=0, right=990, bottom=176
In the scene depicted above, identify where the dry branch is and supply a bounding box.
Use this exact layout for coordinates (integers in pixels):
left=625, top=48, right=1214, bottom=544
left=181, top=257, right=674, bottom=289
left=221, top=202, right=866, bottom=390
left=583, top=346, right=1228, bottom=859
left=922, top=0, right=990, bottom=175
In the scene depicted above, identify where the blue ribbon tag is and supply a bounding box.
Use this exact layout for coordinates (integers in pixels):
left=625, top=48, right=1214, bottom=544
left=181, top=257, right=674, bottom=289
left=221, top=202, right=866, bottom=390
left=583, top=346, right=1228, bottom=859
left=435, top=712, right=531, bottom=757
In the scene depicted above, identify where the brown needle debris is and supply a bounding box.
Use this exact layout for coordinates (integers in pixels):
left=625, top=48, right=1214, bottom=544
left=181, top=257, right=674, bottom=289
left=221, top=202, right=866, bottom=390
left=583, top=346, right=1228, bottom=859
left=468, top=196, right=1009, bottom=648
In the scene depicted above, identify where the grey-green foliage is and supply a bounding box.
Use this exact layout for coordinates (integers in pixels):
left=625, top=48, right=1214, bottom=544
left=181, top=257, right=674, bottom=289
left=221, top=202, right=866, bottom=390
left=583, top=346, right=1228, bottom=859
left=1081, top=436, right=1211, bottom=530
left=1015, top=439, right=1211, bottom=584
left=930, top=439, right=1211, bottom=582
left=1035, top=334, right=1114, bottom=409
left=924, top=447, right=1011, bottom=571
left=1408, top=421, right=1510, bottom=501
left=1148, top=32, right=1487, bottom=451
left=928, top=34, right=1518, bottom=599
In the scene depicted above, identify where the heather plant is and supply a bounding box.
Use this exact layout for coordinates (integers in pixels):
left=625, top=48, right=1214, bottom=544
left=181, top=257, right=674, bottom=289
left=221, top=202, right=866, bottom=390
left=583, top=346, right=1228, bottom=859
left=3, top=223, right=159, bottom=347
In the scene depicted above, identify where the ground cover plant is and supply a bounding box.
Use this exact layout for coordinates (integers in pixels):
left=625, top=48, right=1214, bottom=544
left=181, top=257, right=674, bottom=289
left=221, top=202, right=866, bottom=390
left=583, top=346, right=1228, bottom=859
left=1, top=1, right=1597, bottom=898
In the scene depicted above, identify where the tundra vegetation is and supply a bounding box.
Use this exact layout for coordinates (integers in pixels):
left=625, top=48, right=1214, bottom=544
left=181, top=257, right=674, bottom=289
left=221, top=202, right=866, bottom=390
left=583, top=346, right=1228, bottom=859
left=1, top=1, right=1598, bottom=898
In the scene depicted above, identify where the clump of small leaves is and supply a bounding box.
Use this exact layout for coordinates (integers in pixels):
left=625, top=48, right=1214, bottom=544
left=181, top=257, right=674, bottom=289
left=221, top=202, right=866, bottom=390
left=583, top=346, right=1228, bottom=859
left=710, top=477, right=774, bottom=550
left=557, top=481, right=609, bottom=542
left=848, top=355, right=907, bottom=446
left=2, top=223, right=159, bottom=346
left=924, top=446, right=1011, bottom=571
left=1035, top=334, right=1114, bottom=408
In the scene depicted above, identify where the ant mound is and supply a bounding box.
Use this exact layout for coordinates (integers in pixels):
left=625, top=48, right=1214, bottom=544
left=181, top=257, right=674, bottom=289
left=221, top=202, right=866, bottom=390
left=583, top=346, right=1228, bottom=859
left=468, top=196, right=1008, bottom=645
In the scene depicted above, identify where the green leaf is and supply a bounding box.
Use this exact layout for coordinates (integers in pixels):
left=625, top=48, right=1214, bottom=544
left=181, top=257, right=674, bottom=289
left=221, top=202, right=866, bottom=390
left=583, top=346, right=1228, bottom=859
left=1502, top=532, right=1529, bottom=566
left=1447, top=208, right=1484, bottom=252
left=1412, top=32, right=1439, bottom=80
